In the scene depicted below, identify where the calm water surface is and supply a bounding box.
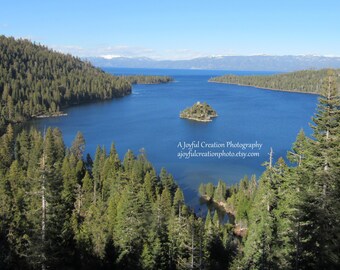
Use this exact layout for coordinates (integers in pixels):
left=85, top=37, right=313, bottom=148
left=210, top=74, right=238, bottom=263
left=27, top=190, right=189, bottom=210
left=26, top=68, right=318, bottom=206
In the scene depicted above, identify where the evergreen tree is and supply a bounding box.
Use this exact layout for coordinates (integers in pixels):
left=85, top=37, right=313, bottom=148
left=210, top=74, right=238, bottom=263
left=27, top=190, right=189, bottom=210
left=241, top=152, right=283, bottom=270
left=205, top=182, right=214, bottom=200
left=213, top=180, right=227, bottom=202
left=198, top=183, right=206, bottom=197
left=70, top=131, right=86, bottom=160
left=173, top=187, right=185, bottom=216
left=114, top=181, right=145, bottom=268
left=295, top=70, right=340, bottom=269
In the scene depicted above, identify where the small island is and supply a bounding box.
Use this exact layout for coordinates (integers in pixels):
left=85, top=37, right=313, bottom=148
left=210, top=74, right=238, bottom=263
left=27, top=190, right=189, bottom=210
left=180, top=102, right=218, bottom=122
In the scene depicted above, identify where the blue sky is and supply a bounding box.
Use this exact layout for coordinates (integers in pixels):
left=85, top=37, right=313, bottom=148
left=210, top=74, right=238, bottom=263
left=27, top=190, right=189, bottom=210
left=1, top=0, right=339, bottom=59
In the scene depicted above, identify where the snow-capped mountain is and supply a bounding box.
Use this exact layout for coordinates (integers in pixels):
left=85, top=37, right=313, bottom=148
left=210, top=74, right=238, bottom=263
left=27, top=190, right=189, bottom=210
left=85, top=55, right=340, bottom=72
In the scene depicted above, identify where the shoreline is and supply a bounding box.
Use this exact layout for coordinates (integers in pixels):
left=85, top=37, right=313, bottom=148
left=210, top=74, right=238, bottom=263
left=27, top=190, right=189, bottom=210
left=180, top=116, right=212, bottom=122
left=208, top=80, right=320, bottom=95
left=31, top=91, right=132, bottom=120
left=180, top=115, right=217, bottom=122
left=201, top=195, right=235, bottom=215
left=133, top=81, right=173, bottom=85
left=34, top=112, right=68, bottom=119
left=201, top=195, right=247, bottom=237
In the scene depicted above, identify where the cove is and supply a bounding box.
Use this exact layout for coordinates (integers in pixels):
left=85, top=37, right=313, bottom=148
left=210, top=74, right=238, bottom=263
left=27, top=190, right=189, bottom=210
left=24, top=68, right=318, bottom=206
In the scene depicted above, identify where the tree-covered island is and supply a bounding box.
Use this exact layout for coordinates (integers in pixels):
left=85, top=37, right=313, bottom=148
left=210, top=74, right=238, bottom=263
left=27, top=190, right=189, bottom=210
left=180, top=102, right=218, bottom=122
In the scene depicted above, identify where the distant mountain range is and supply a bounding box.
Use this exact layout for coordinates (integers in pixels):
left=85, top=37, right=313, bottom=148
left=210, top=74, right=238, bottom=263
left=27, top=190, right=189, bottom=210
left=85, top=55, right=340, bottom=72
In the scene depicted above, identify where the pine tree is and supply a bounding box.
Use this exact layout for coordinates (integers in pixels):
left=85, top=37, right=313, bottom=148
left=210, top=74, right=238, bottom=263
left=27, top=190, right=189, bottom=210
left=198, top=183, right=206, bottom=197
left=5, top=160, right=29, bottom=267
left=15, top=129, right=30, bottom=170
left=42, top=128, right=65, bottom=268
left=161, top=187, right=173, bottom=219
left=123, top=149, right=135, bottom=174
left=114, top=181, right=145, bottom=268
left=143, top=171, right=156, bottom=202
left=295, top=70, right=340, bottom=269
left=205, top=182, right=214, bottom=200
left=241, top=151, right=284, bottom=270
left=70, top=131, right=86, bottom=160
left=0, top=124, right=14, bottom=172
left=173, top=187, right=185, bottom=216
left=141, top=243, right=155, bottom=270
left=213, top=180, right=226, bottom=202
left=159, top=168, right=177, bottom=196
left=92, top=146, right=104, bottom=203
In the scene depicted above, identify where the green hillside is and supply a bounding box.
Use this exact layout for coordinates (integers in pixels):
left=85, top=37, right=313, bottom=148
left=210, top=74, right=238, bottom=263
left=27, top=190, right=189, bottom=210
left=210, top=69, right=340, bottom=94
left=0, top=36, right=132, bottom=129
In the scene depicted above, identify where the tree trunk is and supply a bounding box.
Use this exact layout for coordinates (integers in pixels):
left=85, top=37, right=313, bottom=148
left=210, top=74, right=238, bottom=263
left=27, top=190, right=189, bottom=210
left=41, top=154, right=46, bottom=270
left=191, top=230, right=194, bottom=269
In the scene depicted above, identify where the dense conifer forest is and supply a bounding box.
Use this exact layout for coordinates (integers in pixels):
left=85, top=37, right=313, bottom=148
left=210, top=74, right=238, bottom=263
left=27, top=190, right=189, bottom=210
left=0, top=36, right=174, bottom=133
left=201, top=70, right=340, bottom=269
left=209, top=69, right=340, bottom=94
left=0, top=36, right=133, bottom=131
left=121, top=75, right=173, bottom=85
left=0, top=126, right=238, bottom=269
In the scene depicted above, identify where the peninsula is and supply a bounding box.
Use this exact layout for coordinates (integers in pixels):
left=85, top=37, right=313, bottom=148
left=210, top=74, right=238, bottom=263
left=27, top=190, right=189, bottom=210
left=120, top=75, right=173, bottom=84
left=209, top=69, right=340, bottom=95
left=180, top=102, right=218, bottom=122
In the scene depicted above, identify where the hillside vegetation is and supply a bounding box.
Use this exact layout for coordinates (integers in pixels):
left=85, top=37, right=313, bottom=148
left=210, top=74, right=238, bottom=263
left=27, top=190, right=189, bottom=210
left=121, top=75, right=173, bottom=84
left=199, top=71, right=340, bottom=269
left=0, top=35, right=132, bottom=130
left=0, top=127, right=236, bottom=269
left=209, top=69, right=340, bottom=94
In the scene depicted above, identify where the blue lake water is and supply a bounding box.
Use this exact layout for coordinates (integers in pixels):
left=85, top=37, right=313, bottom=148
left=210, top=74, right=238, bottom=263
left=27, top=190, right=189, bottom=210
left=26, top=68, right=318, bottom=206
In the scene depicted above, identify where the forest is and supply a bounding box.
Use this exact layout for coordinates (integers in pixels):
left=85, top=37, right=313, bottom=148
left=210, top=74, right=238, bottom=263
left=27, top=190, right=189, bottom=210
left=121, top=75, right=173, bottom=85
left=0, top=36, right=173, bottom=133
left=201, top=70, right=340, bottom=269
left=0, top=35, right=132, bottom=130
left=209, top=69, right=340, bottom=95
left=0, top=125, right=238, bottom=269
left=0, top=70, right=339, bottom=269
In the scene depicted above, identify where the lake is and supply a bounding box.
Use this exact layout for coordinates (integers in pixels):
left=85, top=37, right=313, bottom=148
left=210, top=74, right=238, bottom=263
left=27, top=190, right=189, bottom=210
left=26, top=68, right=318, bottom=206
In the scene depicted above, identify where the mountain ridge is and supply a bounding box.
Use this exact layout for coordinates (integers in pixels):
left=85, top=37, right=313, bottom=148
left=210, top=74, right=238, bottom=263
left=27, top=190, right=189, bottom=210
left=85, top=55, right=340, bottom=72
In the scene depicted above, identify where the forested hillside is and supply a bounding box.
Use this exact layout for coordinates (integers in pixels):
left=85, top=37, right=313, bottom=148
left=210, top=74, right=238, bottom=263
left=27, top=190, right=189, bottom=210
left=209, top=69, right=340, bottom=94
left=0, top=35, right=132, bottom=130
left=201, top=70, right=340, bottom=269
